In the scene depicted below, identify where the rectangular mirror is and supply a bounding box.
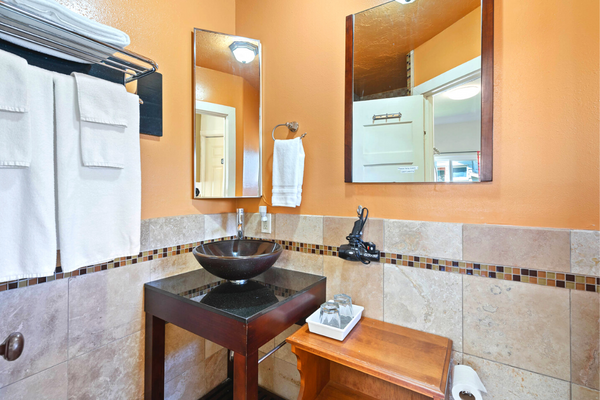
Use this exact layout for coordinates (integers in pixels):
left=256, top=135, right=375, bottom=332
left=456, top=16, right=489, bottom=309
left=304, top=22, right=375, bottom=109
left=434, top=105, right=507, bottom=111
left=345, top=0, right=493, bottom=183
left=193, top=29, right=262, bottom=198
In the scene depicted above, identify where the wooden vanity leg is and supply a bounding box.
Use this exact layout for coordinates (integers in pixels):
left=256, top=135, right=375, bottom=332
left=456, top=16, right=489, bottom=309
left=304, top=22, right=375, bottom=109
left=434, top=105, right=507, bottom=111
left=144, top=314, right=165, bottom=400
left=233, top=351, right=258, bottom=400
left=291, top=345, right=330, bottom=400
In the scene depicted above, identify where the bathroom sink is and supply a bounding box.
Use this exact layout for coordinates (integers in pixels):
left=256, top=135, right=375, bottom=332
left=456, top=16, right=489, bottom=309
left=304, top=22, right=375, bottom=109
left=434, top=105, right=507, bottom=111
left=192, top=239, right=283, bottom=284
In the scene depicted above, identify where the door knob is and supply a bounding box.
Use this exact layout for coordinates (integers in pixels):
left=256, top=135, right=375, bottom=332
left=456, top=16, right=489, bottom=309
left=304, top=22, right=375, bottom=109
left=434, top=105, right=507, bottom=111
left=1, top=332, right=24, bottom=361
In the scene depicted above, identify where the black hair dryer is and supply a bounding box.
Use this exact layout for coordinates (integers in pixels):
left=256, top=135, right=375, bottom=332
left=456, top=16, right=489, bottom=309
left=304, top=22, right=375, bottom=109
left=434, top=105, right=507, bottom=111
left=338, top=206, right=381, bottom=264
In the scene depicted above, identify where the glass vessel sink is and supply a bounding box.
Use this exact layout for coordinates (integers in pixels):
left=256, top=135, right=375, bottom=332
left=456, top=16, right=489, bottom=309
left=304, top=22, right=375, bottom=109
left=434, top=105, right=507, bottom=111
left=193, top=239, right=283, bottom=284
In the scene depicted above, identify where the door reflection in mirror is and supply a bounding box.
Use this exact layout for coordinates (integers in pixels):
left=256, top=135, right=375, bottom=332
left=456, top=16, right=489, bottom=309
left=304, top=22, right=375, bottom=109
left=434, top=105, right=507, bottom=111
left=194, top=29, right=262, bottom=198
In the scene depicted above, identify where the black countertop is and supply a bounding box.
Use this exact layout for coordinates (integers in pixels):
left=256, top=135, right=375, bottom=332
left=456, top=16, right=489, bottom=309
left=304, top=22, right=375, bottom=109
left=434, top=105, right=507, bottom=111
left=144, top=267, right=325, bottom=323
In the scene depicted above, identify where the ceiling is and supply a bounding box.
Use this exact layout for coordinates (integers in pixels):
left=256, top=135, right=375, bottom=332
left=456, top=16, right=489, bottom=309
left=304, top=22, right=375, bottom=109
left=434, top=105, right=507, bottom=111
left=354, top=0, right=481, bottom=97
left=195, top=30, right=260, bottom=90
left=434, top=78, right=481, bottom=123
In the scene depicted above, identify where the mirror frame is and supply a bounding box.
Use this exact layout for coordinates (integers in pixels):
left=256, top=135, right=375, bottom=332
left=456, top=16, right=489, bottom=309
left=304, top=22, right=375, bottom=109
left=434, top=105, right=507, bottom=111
left=344, top=0, right=494, bottom=183
left=192, top=28, right=263, bottom=199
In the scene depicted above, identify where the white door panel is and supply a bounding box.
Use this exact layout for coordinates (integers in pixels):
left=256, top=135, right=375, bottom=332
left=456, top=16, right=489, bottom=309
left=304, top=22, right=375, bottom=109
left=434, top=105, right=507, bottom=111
left=353, top=96, right=425, bottom=182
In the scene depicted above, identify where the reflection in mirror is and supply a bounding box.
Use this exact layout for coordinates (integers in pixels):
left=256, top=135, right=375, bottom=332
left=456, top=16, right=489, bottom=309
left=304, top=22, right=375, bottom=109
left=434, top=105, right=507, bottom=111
left=194, top=29, right=261, bottom=198
left=350, top=0, right=487, bottom=183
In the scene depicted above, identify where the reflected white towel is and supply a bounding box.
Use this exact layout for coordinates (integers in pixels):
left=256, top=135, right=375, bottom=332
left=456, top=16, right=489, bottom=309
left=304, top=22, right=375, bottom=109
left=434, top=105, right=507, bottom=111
left=73, top=72, right=129, bottom=168
left=0, top=50, right=31, bottom=167
left=272, top=137, right=305, bottom=207
left=0, top=65, right=56, bottom=282
left=54, top=73, right=141, bottom=272
left=0, top=0, right=130, bottom=63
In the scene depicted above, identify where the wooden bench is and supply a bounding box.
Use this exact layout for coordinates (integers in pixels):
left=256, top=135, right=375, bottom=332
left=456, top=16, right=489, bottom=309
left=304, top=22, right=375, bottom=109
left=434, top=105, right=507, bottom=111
left=287, top=317, right=453, bottom=400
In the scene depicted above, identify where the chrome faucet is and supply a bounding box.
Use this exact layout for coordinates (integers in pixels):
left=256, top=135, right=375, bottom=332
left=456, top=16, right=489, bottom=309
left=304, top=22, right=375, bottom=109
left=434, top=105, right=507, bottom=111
left=236, top=208, right=244, bottom=239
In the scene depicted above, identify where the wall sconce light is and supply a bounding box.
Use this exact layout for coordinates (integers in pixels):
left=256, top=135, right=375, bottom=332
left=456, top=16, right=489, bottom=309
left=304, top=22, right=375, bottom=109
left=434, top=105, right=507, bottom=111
left=229, top=41, right=258, bottom=64
left=395, top=0, right=416, bottom=4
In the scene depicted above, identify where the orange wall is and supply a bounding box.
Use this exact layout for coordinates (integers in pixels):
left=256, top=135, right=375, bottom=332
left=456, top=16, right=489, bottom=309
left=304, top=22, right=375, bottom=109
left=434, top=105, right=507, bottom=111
left=56, top=0, right=238, bottom=219
left=236, top=0, right=600, bottom=230
left=413, top=7, right=481, bottom=86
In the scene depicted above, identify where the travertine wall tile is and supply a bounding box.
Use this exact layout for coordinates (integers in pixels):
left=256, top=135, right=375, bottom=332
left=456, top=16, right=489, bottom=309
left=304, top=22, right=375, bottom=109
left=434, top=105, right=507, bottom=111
left=463, top=224, right=570, bottom=272
left=463, top=276, right=570, bottom=380
left=141, top=214, right=205, bottom=251
left=165, top=324, right=205, bottom=383
left=258, top=356, right=300, bottom=399
left=204, top=348, right=227, bottom=392
left=324, top=257, right=383, bottom=320
left=384, top=264, right=463, bottom=351
left=274, top=250, right=323, bottom=275
left=205, top=340, right=224, bottom=360
left=165, top=357, right=206, bottom=400
left=323, top=216, right=384, bottom=248
left=571, top=291, right=600, bottom=390
left=384, top=220, right=462, bottom=259
left=572, top=231, right=600, bottom=276
left=462, top=354, right=570, bottom=400
left=275, top=214, right=323, bottom=244
left=68, top=331, right=144, bottom=400
left=150, top=252, right=201, bottom=281
left=0, top=362, right=67, bottom=399
left=572, top=384, right=600, bottom=400
left=204, top=213, right=237, bottom=240
left=68, top=262, right=150, bottom=358
left=0, top=279, right=68, bottom=388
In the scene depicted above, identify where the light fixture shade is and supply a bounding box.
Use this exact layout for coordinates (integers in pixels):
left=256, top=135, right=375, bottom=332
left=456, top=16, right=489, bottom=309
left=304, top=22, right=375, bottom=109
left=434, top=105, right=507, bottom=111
left=229, top=41, right=258, bottom=64
left=395, top=0, right=416, bottom=4
left=446, top=85, right=481, bottom=100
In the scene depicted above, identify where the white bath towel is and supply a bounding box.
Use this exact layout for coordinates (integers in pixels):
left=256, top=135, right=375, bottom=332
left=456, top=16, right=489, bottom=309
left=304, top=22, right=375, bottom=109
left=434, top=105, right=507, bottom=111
left=0, top=0, right=130, bottom=63
left=272, top=137, right=305, bottom=207
left=53, top=72, right=141, bottom=273
left=0, top=65, right=57, bottom=282
left=73, top=72, right=129, bottom=168
left=0, top=50, right=31, bottom=167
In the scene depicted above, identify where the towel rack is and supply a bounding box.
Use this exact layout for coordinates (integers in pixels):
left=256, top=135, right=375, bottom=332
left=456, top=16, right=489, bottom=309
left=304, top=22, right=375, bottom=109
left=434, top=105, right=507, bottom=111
left=0, top=0, right=158, bottom=83
left=272, top=121, right=308, bottom=141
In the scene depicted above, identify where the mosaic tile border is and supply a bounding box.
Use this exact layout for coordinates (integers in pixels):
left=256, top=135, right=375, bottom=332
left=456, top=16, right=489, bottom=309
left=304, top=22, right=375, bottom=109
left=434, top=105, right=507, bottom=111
left=1, top=235, right=599, bottom=294
left=0, top=236, right=236, bottom=292
left=253, top=238, right=600, bottom=294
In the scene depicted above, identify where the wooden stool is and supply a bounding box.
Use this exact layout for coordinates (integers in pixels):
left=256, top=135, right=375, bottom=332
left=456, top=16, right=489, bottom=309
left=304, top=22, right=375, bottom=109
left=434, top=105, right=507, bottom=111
left=287, top=317, right=453, bottom=400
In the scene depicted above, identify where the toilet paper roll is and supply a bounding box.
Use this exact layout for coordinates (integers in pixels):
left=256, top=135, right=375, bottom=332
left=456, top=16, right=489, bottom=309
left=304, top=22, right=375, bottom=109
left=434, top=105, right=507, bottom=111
left=452, top=365, right=487, bottom=400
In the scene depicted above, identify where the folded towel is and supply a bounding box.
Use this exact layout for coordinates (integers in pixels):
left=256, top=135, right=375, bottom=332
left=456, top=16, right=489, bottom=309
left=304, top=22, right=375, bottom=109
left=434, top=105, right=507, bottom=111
left=0, top=0, right=130, bottom=63
left=0, top=50, right=31, bottom=167
left=54, top=72, right=141, bottom=272
left=73, top=72, right=129, bottom=168
left=272, top=137, right=305, bottom=207
left=0, top=65, right=57, bottom=282
left=2, top=0, right=130, bottom=47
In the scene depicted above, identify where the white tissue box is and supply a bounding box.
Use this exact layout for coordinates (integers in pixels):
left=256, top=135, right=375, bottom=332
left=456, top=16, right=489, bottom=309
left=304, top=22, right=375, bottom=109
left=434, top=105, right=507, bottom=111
left=306, top=304, right=364, bottom=341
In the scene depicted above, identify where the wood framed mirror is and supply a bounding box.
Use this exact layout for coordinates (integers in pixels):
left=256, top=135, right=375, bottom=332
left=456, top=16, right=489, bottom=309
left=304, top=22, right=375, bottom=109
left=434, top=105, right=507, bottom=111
left=345, top=0, right=493, bottom=183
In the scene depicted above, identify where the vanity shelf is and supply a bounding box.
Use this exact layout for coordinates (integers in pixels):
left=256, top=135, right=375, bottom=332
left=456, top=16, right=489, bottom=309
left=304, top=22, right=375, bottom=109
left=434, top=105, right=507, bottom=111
left=287, top=318, right=453, bottom=400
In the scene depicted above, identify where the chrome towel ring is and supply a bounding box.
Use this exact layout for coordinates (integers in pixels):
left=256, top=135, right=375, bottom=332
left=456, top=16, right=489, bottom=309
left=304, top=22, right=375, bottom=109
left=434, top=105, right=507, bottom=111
left=272, top=121, right=307, bottom=141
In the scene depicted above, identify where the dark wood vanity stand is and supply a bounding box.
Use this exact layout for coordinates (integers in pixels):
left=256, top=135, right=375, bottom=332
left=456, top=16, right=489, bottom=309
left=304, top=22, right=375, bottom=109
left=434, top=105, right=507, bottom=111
left=287, top=318, right=453, bottom=400
left=144, top=267, right=326, bottom=400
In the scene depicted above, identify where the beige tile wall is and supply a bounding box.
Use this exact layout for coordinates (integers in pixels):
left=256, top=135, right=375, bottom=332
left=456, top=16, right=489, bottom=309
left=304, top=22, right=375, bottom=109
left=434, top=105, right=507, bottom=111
left=0, top=213, right=234, bottom=399
left=2, top=213, right=599, bottom=400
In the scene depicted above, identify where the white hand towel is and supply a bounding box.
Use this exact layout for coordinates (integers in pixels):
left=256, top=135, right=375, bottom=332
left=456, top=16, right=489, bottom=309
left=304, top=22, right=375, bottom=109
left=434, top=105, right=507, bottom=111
left=0, top=65, right=57, bottom=282
left=54, top=72, right=141, bottom=273
left=0, top=50, right=31, bottom=167
left=0, top=0, right=130, bottom=63
left=73, top=72, right=129, bottom=168
left=272, top=137, right=305, bottom=207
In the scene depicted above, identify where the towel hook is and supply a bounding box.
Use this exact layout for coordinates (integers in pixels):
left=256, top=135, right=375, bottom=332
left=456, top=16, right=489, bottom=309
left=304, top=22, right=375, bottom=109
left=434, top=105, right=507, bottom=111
left=272, top=121, right=307, bottom=141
